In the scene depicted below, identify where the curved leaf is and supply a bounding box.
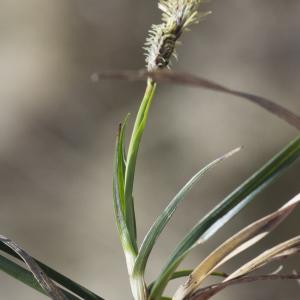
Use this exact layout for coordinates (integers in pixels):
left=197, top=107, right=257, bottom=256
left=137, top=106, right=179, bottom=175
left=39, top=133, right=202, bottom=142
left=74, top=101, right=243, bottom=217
left=133, top=147, right=241, bottom=276
left=95, top=69, right=300, bottom=131
left=0, top=235, right=68, bottom=300
left=150, top=134, right=300, bottom=299
left=174, top=194, right=300, bottom=299
left=188, top=273, right=300, bottom=300
left=225, top=235, right=300, bottom=281
left=0, top=254, right=80, bottom=300
left=148, top=270, right=227, bottom=293
left=124, top=79, right=157, bottom=250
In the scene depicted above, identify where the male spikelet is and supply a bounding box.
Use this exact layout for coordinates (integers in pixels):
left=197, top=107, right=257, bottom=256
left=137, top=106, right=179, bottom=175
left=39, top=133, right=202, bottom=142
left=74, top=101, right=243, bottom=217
left=144, top=0, right=210, bottom=72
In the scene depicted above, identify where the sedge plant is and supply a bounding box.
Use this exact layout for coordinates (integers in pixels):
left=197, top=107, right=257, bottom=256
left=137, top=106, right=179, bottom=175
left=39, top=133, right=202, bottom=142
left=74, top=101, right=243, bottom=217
left=1, top=1, right=300, bottom=300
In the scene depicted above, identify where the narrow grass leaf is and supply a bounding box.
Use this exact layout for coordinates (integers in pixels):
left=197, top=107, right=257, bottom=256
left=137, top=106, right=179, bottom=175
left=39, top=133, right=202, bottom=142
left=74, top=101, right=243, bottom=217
left=133, top=147, right=241, bottom=276
left=225, top=235, right=300, bottom=281
left=124, top=79, right=157, bottom=249
left=118, top=115, right=130, bottom=215
left=148, top=270, right=227, bottom=293
left=0, top=235, right=69, bottom=300
left=0, top=253, right=47, bottom=296
left=113, top=125, right=136, bottom=255
left=96, top=69, right=300, bottom=131
left=150, top=134, right=300, bottom=299
left=0, top=243, right=103, bottom=300
left=266, top=247, right=300, bottom=264
left=188, top=274, right=300, bottom=300
left=113, top=125, right=150, bottom=300
left=174, top=194, right=300, bottom=299
left=121, top=114, right=130, bottom=181
left=170, top=270, right=193, bottom=281
left=0, top=254, right=82, bottom=300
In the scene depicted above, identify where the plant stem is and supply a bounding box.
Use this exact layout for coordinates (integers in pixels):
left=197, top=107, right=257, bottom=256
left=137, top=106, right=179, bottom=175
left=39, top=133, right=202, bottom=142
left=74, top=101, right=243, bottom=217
left=123, top=78, right=157, bottom=300
left=124, top=78, right=156, bottom=245
left=124, top=249, right=148, bottom=300
left=130, top=273, right=148, bottom=300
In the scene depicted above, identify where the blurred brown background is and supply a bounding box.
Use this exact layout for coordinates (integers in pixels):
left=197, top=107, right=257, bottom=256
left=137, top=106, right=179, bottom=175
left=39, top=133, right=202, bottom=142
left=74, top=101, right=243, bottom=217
left=0, top=0, right=299, bottom=299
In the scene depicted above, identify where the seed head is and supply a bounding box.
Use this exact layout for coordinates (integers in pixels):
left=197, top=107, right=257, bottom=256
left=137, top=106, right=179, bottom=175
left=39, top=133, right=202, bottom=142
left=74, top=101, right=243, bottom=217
left=144, top=0, right=210, bottom=72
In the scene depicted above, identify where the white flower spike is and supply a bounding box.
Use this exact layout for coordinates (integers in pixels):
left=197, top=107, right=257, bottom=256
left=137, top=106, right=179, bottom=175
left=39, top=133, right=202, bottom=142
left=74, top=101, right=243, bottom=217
left=145, top=0, right=211, bottom=71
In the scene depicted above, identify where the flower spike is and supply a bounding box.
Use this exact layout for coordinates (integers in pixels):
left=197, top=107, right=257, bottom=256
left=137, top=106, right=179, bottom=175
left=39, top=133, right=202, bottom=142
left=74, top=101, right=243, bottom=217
left=145, top=0, right=210, bottom=71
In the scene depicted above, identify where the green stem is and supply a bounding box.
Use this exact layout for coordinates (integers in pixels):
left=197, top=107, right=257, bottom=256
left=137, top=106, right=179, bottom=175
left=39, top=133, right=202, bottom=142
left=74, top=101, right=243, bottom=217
left=120, top=78, right=157, bottom=300
left=124, top=78, right=157, bottom=251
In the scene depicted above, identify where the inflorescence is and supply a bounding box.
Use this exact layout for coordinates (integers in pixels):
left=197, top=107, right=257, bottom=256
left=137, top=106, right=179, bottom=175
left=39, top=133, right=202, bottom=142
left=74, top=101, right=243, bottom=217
left=144, top=0, right=210, bottom=72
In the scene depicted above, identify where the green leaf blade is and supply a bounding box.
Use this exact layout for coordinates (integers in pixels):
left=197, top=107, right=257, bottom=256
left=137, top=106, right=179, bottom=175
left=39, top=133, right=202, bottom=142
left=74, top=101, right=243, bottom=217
left=113, top=124, right=136, bottom=255
left=0, top=242, right=103, bottom=300
left=133, top=147, right=242, bottom=276
left=124, top=80, right=157, bottom=247
left=0, top=253, right=47, bottom=296
left=0, top=254, right=81, bottom=300
left=0, top=235, right=69, bottom=300
left=148, top=270, right=227, bottom=293
left=150, top=134, right=300, bottom=300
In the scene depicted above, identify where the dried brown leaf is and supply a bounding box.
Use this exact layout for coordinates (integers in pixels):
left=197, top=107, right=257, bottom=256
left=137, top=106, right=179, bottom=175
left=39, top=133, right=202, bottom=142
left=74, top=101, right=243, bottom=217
left=225, top=235, right=300, bottom=281
left=173, top=194, right=300, bottom=300
left=94, top=69, right=300, bottom=130
left=188, top=274, right=300, bottom=300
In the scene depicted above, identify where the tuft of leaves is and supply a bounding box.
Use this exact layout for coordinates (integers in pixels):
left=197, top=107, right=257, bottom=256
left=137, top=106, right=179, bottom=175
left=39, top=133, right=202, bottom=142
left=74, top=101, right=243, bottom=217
left=174, top=194, right=300, bottom=300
